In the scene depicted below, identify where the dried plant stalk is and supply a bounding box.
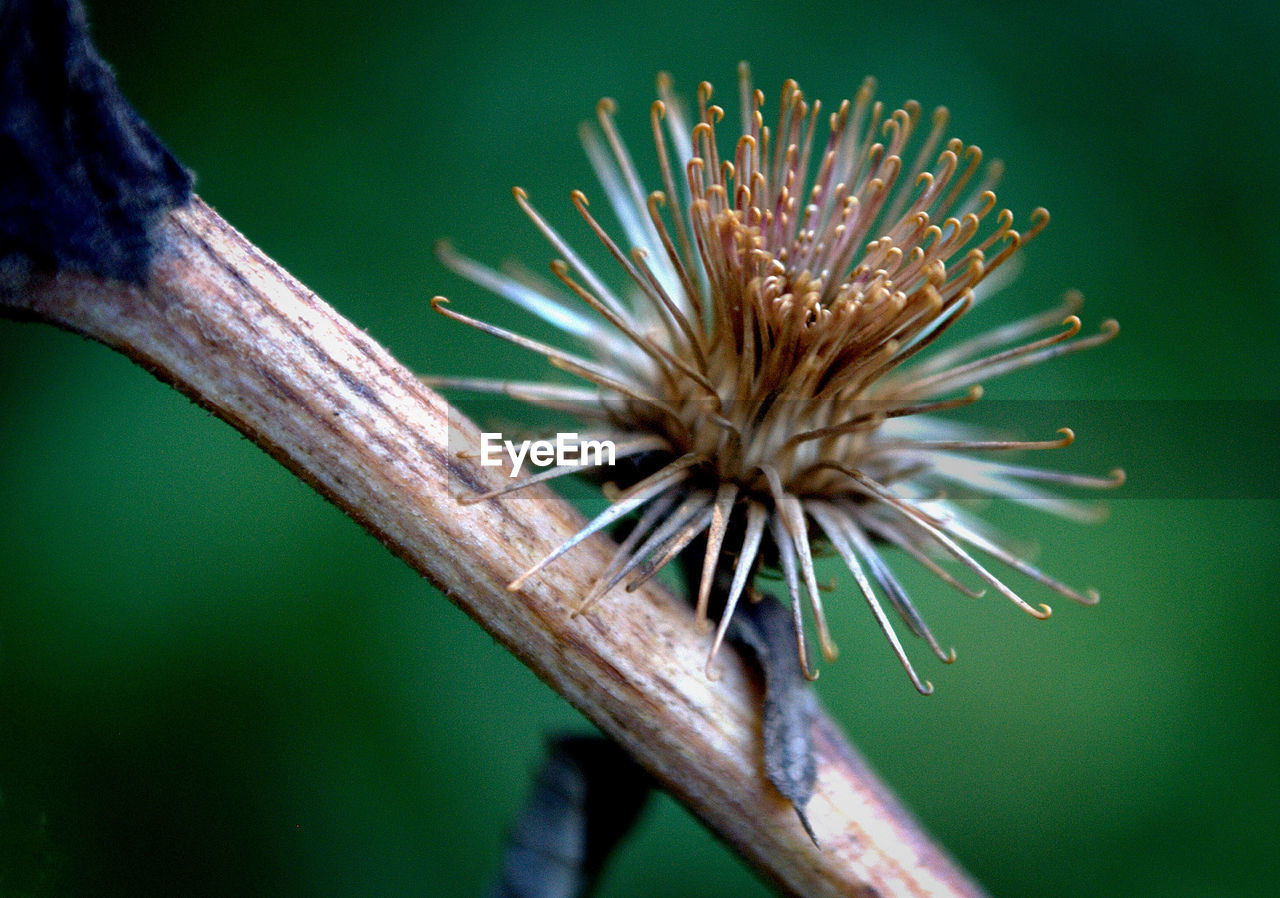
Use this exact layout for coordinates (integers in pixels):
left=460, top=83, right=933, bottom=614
left=2, top=197, right=988, bottom=898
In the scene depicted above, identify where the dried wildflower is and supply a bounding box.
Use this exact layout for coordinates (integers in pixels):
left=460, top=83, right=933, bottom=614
left=432, top=64, right=1121, bottom=693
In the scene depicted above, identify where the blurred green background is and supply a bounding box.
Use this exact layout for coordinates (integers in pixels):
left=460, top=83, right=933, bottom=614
left=3, top=0, right=1278, bottom=895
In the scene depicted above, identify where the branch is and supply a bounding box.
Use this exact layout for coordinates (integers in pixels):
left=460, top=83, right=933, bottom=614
left=2, top=197, right=987, bottom=898
left=0, top=2, right=987, bottom=892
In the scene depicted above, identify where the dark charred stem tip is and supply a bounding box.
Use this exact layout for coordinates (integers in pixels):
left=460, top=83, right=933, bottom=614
left=0, top=0, right=192, bottom=287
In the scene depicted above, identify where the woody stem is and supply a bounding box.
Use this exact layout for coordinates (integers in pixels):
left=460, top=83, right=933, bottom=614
left=2, top=196, right=988, bottom=898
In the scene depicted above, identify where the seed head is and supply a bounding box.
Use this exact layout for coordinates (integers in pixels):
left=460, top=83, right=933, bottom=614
left=431, top=64, right=1122, bottom=693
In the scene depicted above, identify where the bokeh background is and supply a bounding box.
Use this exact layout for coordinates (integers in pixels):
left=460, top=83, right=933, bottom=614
left=3, top=0, right=1278, bottom=895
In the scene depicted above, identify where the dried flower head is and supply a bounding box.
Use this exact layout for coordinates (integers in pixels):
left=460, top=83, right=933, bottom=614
left=432, top=64, right=1121, bottom=693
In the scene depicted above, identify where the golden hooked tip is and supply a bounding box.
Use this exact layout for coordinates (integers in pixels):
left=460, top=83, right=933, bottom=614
left=596, top=97, right=617, bottom=116
left=885, top=107, right=911, bottom=137
left=1032, top=603, right=1053, bottom=620
left=651, top=99, right=665, bottom=118
left=974, top=189, right=997, bottom=216
left=1056, top=427, right=1076, bottom=446
left=571, top=189, right=589, bottom=206
left=512, top=185, right=528, bottom=201
left=1109, top=468, right=1127, bottom=486
left=429, top=295, right=450, bottom=311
